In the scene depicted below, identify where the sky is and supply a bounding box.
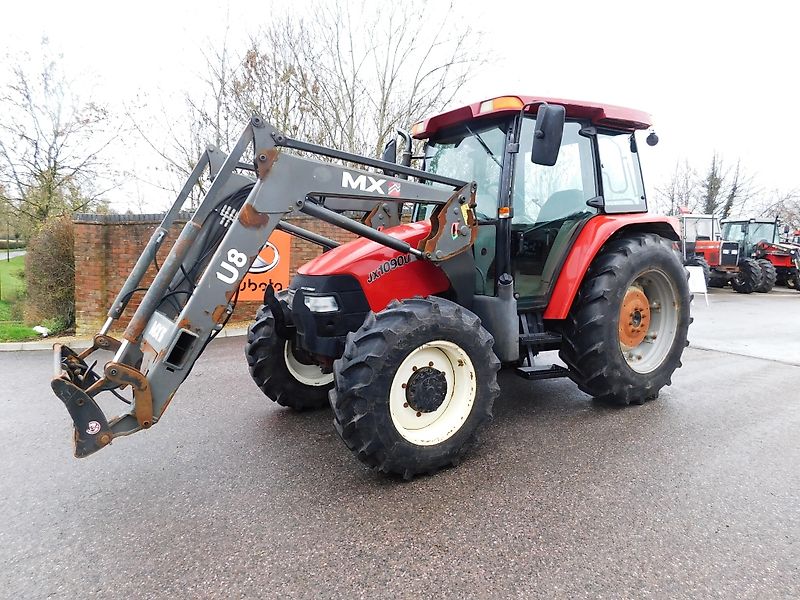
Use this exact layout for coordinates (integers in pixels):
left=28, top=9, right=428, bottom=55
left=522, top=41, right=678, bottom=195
left=1, top=0, right=798, bottom=213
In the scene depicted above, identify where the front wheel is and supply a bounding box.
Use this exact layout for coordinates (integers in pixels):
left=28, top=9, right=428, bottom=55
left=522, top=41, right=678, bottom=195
left=330, top=297, right=500, bottom=478
left=731, top=258, right=762, bottom=294
left=560, top=233, right=691, bottom=405
left=245, top=303, right=334, bottom=410
left=755, top=259, right=776, bottom=293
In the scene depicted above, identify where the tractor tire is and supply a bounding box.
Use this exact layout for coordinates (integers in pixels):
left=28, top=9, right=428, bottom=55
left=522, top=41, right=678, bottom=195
left=330, top=297, right=500, bottom=478
left=755, top=259, right=777, bottom=293
left=559, top=233, right=691, bottom=406
left=245, top=302, right=334, bottom=411
left=684, top=256, right=711, bottom=286
left=731, top=258, right=763, bottom=294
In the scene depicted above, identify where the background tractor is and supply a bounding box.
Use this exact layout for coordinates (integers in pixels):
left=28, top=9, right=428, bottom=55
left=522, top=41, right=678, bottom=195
left=721, top=217, right=800, bottom=291
left=678, top=214, right=763, bottom=293
left=52, top=95, right=691, bottom=478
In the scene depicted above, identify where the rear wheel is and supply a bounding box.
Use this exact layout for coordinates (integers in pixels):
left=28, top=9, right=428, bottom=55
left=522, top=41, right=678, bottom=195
left=245, top=302, right=333, bottom=410
left=755, top=259, right=777, bottom=293
left=731, top=258, right=762, bottom=294
left=331, top=297, right=500, bottom=478
left=560, top=233, right=691, bottom=405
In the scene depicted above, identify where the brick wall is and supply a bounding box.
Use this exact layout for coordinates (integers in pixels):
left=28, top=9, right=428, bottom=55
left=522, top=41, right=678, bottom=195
left=73, top=213, right=357, bottom=335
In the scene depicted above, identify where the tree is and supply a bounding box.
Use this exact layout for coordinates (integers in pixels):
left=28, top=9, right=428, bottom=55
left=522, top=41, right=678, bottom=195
left=655, top=160, right=698, bottom=215
left=656, top=155, right=759, bottom=218
left=0, top=42, right=115, bottom=231
left=134, top=0, right=484, bottom=202
left=758, top=188, right=800, bottom=227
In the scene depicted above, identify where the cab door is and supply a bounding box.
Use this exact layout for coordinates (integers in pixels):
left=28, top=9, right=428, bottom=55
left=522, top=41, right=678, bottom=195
left=510, top=119, right=598, bottom=304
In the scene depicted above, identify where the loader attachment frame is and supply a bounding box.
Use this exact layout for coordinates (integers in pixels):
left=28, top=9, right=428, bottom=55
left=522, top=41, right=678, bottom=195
left=52, top=115, right=478, bottom=457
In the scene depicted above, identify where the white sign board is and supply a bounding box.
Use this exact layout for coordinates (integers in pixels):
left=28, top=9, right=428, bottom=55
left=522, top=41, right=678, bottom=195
left=685, top=266, right=709, bottom=305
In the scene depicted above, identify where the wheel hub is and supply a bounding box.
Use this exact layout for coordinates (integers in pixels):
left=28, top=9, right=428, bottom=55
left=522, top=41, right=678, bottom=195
left=405, top=367, right=448, bottom=413
left=619, top=286, right=651, bottom=348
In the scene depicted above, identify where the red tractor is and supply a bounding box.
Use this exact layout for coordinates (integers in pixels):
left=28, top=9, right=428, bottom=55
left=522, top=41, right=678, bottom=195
left=52, top=95, right=691, bottom=478
left=721, top=217, right=800, bottom=291
left=678, top=214, right=763, bottom=293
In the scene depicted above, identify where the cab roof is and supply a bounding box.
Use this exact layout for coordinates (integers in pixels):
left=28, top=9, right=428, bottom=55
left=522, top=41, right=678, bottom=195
left=411, top=94, right=652, bottom=139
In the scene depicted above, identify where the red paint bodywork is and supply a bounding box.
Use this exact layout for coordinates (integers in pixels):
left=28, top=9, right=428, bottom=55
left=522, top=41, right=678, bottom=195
left=763, top=253, right=794, bottom=268
left=694, top=240, right=723, bottom=266
left=298, top=221, right=450, bottom=312
left=412, top=95, right=652, bottom=140
left=301, top=215, right=680, bottom=321
left=542, top=214, right=681, bottom=320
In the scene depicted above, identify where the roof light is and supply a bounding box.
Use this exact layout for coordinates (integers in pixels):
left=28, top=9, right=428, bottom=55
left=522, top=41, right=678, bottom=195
left=411, top=121, right=426, bottom=137
left=478, top=96, right=524, bottom=114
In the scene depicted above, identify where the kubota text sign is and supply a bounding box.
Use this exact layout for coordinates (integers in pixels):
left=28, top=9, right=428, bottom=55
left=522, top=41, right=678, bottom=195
left=238, top=230, right=292, bottom=300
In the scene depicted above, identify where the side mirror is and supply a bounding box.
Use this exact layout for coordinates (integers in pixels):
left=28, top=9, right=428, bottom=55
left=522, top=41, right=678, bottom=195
left=531, top=103, right=565, bottom=166
left=381, top=138, right=397, bottom=164
left=380, top=138, right=398, bottom=177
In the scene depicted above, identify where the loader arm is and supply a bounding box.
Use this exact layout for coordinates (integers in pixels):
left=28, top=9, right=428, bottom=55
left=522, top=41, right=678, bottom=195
left=52, top=115, right=478, bottom=458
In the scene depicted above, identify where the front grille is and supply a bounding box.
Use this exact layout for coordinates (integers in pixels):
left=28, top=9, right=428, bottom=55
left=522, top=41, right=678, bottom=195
left=720, top=242, right=740, bottom=267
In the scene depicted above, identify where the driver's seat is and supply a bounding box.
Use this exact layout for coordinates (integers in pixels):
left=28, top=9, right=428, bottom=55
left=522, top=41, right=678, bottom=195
left=512, top=188, right=590, bottom=298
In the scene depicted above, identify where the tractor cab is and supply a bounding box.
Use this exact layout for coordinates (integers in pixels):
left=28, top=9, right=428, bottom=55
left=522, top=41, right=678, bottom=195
left=412, top=95, right=651, bottom=307
left=678, top=214, right=739, bottom=267
left=721, top=217, right=778, bottom=256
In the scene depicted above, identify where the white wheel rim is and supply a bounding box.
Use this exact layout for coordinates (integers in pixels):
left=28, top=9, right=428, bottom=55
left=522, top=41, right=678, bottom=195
left=389, top=340, right=476, bottom=446
left=283, top=340, right=334, bottom=386
left=619, top=269, right=680, bottom=374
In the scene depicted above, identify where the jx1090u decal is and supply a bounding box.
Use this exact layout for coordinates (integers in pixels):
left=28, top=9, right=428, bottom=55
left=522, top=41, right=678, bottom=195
left=366, top=254, right=414, bottom=284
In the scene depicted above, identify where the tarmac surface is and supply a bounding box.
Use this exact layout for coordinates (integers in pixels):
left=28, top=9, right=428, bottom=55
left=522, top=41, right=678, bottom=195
left=1, top=287, right=798, bottom=599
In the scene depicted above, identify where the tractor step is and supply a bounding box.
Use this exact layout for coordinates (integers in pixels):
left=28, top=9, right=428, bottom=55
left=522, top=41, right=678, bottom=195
left=518, top=331, right=562, bottom=345
left=515, top=363, right=571, bottom=380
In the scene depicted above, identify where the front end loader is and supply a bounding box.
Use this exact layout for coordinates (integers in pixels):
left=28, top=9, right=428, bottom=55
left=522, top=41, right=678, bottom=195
left=53, top=96, right=691, bottom=478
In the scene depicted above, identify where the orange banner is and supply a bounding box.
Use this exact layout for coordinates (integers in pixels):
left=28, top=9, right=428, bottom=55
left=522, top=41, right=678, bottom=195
left=237, top=230, right=292, bottom=301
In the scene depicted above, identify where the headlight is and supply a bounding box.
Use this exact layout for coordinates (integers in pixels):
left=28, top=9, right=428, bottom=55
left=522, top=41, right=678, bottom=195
left=304, top=295, right=339, bottom=313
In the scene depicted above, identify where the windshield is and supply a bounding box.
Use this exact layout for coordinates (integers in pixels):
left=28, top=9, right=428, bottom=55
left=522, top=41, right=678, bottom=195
left=748, top=222, right=776, bottom=243
left=423, top=120, right=506, bottom=219
left=723, top=222, right=776, bottom=244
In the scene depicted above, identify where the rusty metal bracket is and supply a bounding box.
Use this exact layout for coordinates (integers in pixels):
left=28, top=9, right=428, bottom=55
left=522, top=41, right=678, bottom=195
left=104, top=363, right=154, bottom=428
left=420, top=182, right=478, bottom=261
left=363, top=202, right=401, bottom=230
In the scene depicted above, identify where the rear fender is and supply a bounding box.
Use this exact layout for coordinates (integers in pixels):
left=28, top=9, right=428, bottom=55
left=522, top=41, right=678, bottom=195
left=543, top=215, right=680, bottom=320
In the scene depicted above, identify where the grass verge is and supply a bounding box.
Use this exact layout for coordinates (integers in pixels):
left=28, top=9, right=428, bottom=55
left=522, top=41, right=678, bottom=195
left=0, top=256, right=38, bottom=342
